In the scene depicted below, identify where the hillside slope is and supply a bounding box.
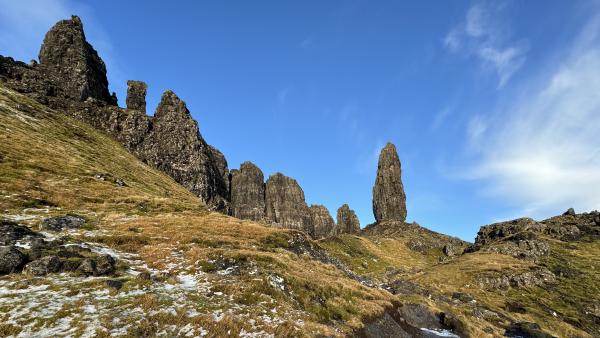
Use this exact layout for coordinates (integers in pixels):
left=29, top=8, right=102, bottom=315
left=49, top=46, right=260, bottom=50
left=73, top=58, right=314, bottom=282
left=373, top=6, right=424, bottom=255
left=0, top=85, right=401, bottom=337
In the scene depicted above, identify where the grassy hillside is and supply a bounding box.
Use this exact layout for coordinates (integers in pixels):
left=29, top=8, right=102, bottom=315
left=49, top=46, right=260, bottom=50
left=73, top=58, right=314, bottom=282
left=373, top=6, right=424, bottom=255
left=0, top=85, right=396, bottom=337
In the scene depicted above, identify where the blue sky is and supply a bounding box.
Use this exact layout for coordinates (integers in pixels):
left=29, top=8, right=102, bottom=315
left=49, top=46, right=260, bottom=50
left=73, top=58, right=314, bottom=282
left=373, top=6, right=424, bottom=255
left=2, top=0, right=599, bottom=241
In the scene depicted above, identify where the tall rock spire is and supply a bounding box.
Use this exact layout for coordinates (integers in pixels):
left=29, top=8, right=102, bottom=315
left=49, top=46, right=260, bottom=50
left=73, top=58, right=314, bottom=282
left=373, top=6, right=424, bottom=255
left=265, top=173, right=311, bottom=231
left=38, top=15, right=113, bottom=103
left=336, top=204, right=360, bottom=234
left=372, top=143, right=407, bottom=223
left=230, top=161, right=266, bottom=222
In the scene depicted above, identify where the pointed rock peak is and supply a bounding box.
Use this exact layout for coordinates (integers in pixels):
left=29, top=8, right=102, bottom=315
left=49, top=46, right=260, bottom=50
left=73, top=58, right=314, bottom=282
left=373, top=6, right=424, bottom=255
left=309, top=205, right=335, bottom=239
left=336, top=204, right=360, bottom=234
left=154, top=90, right=193, bottom=120
left=265, top=172, right=311, bottom=230
left=372, top=142, right=407, bottom=223
left=230, top=161, right=265, bottom=222
left=240, top=161, right=261, bottom=173
left=39, top=15, right=111, bottom=103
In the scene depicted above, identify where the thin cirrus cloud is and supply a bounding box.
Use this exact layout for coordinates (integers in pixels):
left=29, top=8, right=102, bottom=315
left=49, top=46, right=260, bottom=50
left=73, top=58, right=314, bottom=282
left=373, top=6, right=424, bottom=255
left=444, top=2, right=527, bottom=88
left=464, top=12, right=600, bottom=217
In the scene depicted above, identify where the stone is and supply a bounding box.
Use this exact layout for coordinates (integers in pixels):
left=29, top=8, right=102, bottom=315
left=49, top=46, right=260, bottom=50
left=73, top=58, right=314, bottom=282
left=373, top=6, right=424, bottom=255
left=0, top=246, right=27, bottom=274
left=40, top=215, right=85, bottom=231
left=563, top=208, right=576, bottom=216
left=126, top=80, right=147, bottom=112
left=442, top=244, right=456, bottom=257
left=105, top=279, right=124, bottom=290
left=264, top=173, right=311, bottom=231
left=309, top=205, right=335, bottom=238
left=336, top=204, right=360, bottom=234
left=372, top=143, right=407, bottom=223
left=24, top=255, right=61, bottom=276
left=38, top=16, right=113, bottom=103
left=0, top=220, right=38, bottom=246
left=78, top=258, right=97, bottom=276
left=230, top=161, right=265, bottom=222
left=95, top=254, right=116, bottom=276
left=505, top=322, right=554, bottom=338
left=138, top=90, right=230, bottom=212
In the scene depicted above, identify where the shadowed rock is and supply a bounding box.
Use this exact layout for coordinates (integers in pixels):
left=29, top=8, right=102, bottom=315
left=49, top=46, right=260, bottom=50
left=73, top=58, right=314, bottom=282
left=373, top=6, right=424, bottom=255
left=336, top=204, right=360, bottom=234
left=39, top=15, right=113, bottom=103
left=265, top=173, right=311, bottom=231
left=230, top=161, right=266, bottom=222
left=126, top=80, right=147, bottom=112
left=309, top=205, right=335, bottom=238
left=138, top=90, right=230, bottom=212
left=372, top=143, right=406, bottom=223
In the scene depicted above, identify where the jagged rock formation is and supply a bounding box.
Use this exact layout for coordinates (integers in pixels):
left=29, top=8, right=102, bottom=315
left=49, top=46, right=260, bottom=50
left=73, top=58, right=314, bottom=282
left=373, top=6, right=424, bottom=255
left=0, top=16, right=231, bottom=212
left=126, top=80, right=147, bottom=112
left=38, top=15, right=115, bottom=103
left=336, top=204, right=360, bottom=234
left=372, top=143, right=406, bottom=223
left=309, top=205, right=336, bottom=238
left=265, top=173, right=311, bottom=231
left=138, top=91, right=229, bottom=211
left=230, top=161, right=265, bottom=222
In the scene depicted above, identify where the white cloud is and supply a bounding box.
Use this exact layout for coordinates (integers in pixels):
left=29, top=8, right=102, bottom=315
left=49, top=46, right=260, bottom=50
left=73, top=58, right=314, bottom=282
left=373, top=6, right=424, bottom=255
left=444, top=1, right=526, bottom=88
left=465, top=13, right=600, bottom=216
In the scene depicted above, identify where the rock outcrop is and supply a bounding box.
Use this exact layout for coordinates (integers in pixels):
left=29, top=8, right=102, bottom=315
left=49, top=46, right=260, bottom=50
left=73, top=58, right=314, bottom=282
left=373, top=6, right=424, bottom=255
left=336, top=204, right=360, bottom=234
left=309, top=205, right=336, bottom=238
left=0, top=17, right=231, bottom=212
left=139, top=91, right=229, bottom=211
left=265, top=173, right=311, bottom=231
left=126, top=80, right=147, bottom=112
left=230, top=161, right=266, bottom=222
left=38, top=16, right=114, bottom=103
left=372, top=143, right=406, bottom=223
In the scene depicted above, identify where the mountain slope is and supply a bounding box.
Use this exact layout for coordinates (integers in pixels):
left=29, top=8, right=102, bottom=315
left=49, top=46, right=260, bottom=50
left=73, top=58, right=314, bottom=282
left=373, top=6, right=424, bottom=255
left=0, top=85, right=399, bottom=337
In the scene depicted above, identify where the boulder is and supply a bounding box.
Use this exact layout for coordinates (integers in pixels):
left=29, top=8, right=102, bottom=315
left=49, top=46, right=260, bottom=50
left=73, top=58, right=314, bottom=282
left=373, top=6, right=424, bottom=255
left=40, top=215, right=85, bottom=231
left=309, top=205, right=335, bottom=238
left=0, top=246, right=27, bottom=274
left=96, top=254, right=116, bottom=275
left=24, top=255, right=61, bottom=276
left=563, top=208, right=576, bottom=216
left=336, top=204, right=360, bottom=234
left=78, top=258, right=97, bottom=276
left=230, top=161, right=266, bottom=222
left=372, top=143, right=407, bottom=223
left=126, top=80, right=147, bottom=112
left=38, top=16, right=113, bottom=103
left=264, top=173, right=311, bottom=231
left=0, top=220, right=37, bottom=245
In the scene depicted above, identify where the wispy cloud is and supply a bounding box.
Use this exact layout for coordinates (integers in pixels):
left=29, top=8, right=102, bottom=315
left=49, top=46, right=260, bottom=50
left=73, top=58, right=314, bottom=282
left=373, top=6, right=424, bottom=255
left=465, top=11, right=600, bottom=216
left=444, top=2, right=527, bottom=88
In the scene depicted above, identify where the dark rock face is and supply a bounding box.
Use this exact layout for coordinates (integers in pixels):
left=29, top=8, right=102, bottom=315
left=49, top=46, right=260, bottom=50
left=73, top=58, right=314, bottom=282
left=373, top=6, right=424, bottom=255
left=309, top=205, right=335, bottom=238
left=336, top=204, right=360, bottom=234
left=230, top=161, right=265, bottom=222
left=24, top=255, right=62, bottom=276
left=0, top=246, right=27, bottom=274
left=265, top=173, right=311, bottom=231
left=505, top=322, right=554, bottom=338
left=0, top=220, right=38, bottom=245
left=126, top=80, right=147, bottom=112
left=38, top=16, right=113, bottom=103
left=41, top=215, right=85, bottom=231
left=372, top=143, right=407, bottom=223
left=138, top=91, right=230, bottom=211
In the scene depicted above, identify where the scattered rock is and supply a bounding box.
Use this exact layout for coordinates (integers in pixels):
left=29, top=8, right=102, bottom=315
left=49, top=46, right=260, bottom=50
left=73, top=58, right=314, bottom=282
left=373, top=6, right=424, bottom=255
left=105, top=279, right=124, bottom=290
left=442, top=244, right=455, bottom=257
left=0, top=219, right=38, bottom=245
left=309, top=204, right=335, bottom=238
left=397, top=303, right=443, bottom=329
left=40, top=215, right=85, bottom=231
left=505, top=322, right=555, bottom=338
left=137, top=271, right=152, bottom=281
left=475, top=267, right=556, bottom=290
left=126, top=80, right=147, bottom=112
left=230, top=161, right=265, bottom=222
left=24, top=255, right=61, bottom=276
left=372, top=143, right=406, bottom=223
left=0, top=246, right=27, bottom=274
left=78, top=258, right=97, bottom=276
left=452, top=292, right=475, bottom=303
left=95, top=254, right=116, bottom=275
left=336, top=204, right=360, bottom=234
left=264, top=173, right=311, bottom=231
